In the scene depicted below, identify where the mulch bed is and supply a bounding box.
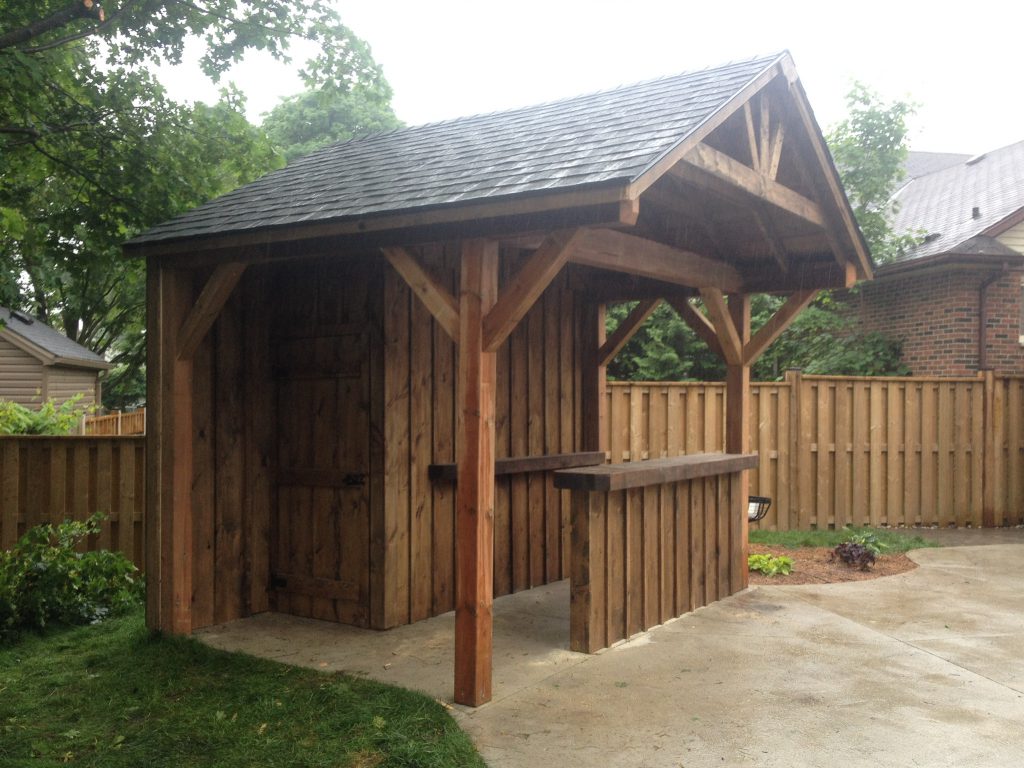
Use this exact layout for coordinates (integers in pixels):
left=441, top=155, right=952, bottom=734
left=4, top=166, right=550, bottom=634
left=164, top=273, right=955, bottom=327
left=748, top=543, right=919, bottom=586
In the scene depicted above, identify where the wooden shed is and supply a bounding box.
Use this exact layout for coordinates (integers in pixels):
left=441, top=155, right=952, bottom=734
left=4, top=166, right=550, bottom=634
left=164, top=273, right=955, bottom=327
left=0, top=306, right=110, bottom=408
left=127, top=53, right=870, bottom=706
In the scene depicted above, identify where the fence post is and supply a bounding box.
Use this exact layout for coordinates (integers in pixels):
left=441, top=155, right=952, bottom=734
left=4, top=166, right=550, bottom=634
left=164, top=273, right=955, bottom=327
left=784, top=369, right=802, bottom=531
left=982, top=369, right=996, bottom=527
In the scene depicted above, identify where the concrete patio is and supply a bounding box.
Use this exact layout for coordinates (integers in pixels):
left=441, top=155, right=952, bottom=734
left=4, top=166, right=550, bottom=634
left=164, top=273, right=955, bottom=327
left=197, top=530, right=1024, bottom=767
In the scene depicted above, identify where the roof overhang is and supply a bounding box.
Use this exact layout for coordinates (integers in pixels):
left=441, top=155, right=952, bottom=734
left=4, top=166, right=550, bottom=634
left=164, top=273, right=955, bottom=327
left=0, top=327, right=112, bottom=371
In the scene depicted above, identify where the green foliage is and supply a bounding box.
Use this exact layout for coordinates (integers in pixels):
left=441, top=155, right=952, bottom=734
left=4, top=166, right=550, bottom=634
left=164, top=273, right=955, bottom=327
left=0, top=513, right=144, bottom=643
left=831, top=541, right=876, bottom=570
left=0, top=394, right=88, bottom=435
left=606, top=294, right=909, bottom=383
left=827, top=83, right=918, bottom=264
left=750, top=527, right=935, bottom=553
left=747, top=553, right=793, bottom=576
left=0, top=612, right=485, bottom=766
left=263, top=83, right=401, bottom=162
left=1, top=2, right=397, bottom=409
left=842, top=527, right=887, bottom=557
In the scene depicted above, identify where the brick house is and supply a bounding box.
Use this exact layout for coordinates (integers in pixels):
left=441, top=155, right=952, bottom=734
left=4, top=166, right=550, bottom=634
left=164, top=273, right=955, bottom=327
left=848, top=141, right=1024, bottom=375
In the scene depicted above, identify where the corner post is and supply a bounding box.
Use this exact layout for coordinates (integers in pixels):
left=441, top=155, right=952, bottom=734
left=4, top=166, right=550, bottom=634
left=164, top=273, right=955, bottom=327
left=454, top=238, right=498, bottom=706
left=725, top=294, right=751, bottom=591
left=581, top=302, right=608, bottom=454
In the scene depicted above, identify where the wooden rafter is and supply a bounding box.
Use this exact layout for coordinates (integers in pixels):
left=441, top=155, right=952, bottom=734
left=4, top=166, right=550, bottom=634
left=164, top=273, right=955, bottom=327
left=667, top=297, right=723, bottom=359
left=597, top=298, right=661, bottom=367
left=482, top=228, right=583, bottom=352
left=681, top=143, right=826, bottom=228
left=742, top=289, right=818, bottom=365
left=743, top=102, right=760, bottom=170
left=752, top=203, right=789, bottom=273
left=571, top=228, right=743, bottom=293
left=698, top=288, right=742, bottom=365
left=766, top=120, right=785, bottom=181
left=176, top=262, right=246, bottom=361
left=382, top=246, right=460, bottom=342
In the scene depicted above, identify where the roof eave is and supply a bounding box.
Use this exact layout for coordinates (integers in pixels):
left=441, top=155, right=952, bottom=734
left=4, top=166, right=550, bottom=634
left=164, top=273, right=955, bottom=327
left=873, top=249, right=1024, bottom=280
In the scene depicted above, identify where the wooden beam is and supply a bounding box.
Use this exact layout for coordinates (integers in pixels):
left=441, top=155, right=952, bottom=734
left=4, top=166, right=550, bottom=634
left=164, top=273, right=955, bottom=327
left=176, top=262, right=246, bottom=361
left=699, top=288, right=742, bottom=365
left=758, top=94, right=771, bottom=173
left=752, top=204, right=789, bottom=273
left=725, top=294, right=751, bottom=591
left=482, top=228, right=582, bottom=352
left=743, top=102, right=760, bottom=171
left=581, top=302, right=607, bottom=454
left=778, top=57, right=872, bottom=279
left=667, top=297, right=724, bottom=359
left=382, top=246, right=460, bottom=342
left=454, top=238, right=498, bottom=707
left=597, top=298, right=661, bottom=367
left=571, top=228, right=743, bottom=293
left=428, top=451, right=606, bottom=483
left=682, top=143, right=827, bottom=228
left=741, top=259, right=855, bottom=293
left=742, top=289, right=818, bottom=365
left=766, top=120, right=785, bottom=181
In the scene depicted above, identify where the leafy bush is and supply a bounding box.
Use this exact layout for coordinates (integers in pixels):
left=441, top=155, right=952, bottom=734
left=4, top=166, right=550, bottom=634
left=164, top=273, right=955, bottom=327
left=831, top=526, right=886, bottom=571
left=0, top=513, right=144, bottom=643
left=0, top=394, right=90, bottom=435
left=748, top=553, right=793, bottom=577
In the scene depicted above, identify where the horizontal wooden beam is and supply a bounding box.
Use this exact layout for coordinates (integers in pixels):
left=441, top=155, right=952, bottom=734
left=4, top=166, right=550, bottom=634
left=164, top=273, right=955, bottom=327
left=383, top=246, right=460, bottom=342
left=598, top=298, right=661, bottom=367
left=176, top=262, right=246, bottom=361
left=482, top=228, right=583, bottom=352
left=429, top=451, right=606, bottom=483
left=554, top=452, right=759, bottom=492
left=681, top=143, right=826, bottom=228
left=742, top=259, right=855, bottom=293
left=571, top=228, right=743, bottom=293
left=699, top=288, right=742, bottom=366
left=743, top=289, right=818, bottom=365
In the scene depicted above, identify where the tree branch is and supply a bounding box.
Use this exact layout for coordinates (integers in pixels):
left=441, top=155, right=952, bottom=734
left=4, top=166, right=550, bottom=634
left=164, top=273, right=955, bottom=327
left=0, top=1, right=104, bottom=50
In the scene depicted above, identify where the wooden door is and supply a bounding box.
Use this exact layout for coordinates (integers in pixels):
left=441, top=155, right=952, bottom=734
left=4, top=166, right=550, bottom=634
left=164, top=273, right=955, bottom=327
left=271, top=329, right=370, bottom=626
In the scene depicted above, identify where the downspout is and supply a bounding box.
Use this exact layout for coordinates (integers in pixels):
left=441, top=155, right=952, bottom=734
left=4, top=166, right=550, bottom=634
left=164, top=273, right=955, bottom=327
left=978, top=263, right=1008, bottom=370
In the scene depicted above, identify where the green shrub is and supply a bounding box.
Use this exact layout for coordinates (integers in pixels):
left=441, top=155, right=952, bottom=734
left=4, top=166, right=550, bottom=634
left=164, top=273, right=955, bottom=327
left=748, top=553, right=793, bottom=577
left=0, top=513, right=144, bottom=643
left=0, top=394, right=89, bottom=435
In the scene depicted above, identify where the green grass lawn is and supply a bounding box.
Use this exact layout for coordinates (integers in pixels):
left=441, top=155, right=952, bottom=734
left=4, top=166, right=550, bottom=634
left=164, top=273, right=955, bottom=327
left=0, top=611, right=485, bottom=768
left=749, top=526, right=938, bottom=553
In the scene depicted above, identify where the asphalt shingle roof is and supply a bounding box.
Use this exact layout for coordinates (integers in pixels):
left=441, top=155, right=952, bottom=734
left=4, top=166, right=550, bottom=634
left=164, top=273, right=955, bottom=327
left=129, top=54, right=784, bottom=246
left=0, top=307, right=108, bottom=366
left=892, top=141, right=1024, bottom=261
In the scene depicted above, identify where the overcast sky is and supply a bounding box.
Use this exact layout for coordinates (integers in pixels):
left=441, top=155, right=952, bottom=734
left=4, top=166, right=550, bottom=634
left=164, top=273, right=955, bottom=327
left=160, top=0, right=1023, bottom=155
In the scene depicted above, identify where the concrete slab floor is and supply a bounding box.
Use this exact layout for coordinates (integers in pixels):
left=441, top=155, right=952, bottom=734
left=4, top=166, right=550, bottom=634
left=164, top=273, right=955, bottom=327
left=197, top=541, right=1024, bottom=768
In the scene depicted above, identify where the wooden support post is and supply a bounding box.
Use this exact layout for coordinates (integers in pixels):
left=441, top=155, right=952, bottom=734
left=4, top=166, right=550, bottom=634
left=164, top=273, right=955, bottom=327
left=581, top=302, right=607, bottom=454
left=725, top=294, right=751, bottom=591
left=982, top=369, right=996, bottom=527
left=454, top=238, right=498, bottom=706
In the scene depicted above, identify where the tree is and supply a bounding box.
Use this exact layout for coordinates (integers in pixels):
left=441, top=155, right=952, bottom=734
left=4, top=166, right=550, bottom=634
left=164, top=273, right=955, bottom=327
left=827, top=83, right=917, bottom=264
left=263, top=83, right=401, bottom=162
left=1, top=2, right=395, bottom=408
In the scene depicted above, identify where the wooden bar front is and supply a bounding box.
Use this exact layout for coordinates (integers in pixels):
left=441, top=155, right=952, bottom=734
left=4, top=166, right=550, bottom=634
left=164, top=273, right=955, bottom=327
left=555, top=453, right=758, bottom=653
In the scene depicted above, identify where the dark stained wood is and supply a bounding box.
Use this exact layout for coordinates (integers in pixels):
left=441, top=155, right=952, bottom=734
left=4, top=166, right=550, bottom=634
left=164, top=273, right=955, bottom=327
left=454, top=238, right=498, bottom=707
left=482, top=229, right=582, bottom=352
left=555, top=453, right=758, bottom=492
left=726, top=294, right=751, bottom=591
left=271, top=572, right=359, bottom=602
left=382, top=246, right=460, bottom=342
left=699, top=288, right=742, bottom=365
left=743, top=289, right=817, bottom=365
left=668, top=297, right=725, bottom=359
left=176, top=262, right=246, bottom=361
left=572, top=228, right=743, bottom=293
left=427, top=452, right=605, bottom=482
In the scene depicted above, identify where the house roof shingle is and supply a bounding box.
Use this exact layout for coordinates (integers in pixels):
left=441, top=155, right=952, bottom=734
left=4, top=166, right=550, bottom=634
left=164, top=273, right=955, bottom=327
left=892, top=141, right=1024, bottom=261
left=128, top=54, right=785, bottom=247
left=0, top=307, right=109, bottom=368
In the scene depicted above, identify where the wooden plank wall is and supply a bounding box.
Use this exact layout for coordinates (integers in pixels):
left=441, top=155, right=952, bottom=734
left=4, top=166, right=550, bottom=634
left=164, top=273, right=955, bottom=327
left=382, top=245, right=580, bottom=627
left=606, top=372, right=1024, bottom=530
left=0, top=436, right=145, bottom=565
left=569, top=472, right=742, bottom=653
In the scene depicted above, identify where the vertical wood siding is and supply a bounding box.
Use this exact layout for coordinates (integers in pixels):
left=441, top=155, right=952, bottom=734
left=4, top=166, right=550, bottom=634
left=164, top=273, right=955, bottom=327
left=382, top=246, right=581, bottom=627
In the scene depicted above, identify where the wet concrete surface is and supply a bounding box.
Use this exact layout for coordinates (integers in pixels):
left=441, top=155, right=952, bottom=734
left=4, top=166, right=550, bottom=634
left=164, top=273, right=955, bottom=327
left=197, top=535, right=1024, bottom=767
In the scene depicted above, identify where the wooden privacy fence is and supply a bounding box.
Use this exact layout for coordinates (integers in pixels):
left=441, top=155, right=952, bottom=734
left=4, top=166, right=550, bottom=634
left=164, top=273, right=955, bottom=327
left=607, top=371, right=1024, bottom=530
left=83, top=408, right=146, bottom=435
left=0, top=437, right=146, bottom=567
